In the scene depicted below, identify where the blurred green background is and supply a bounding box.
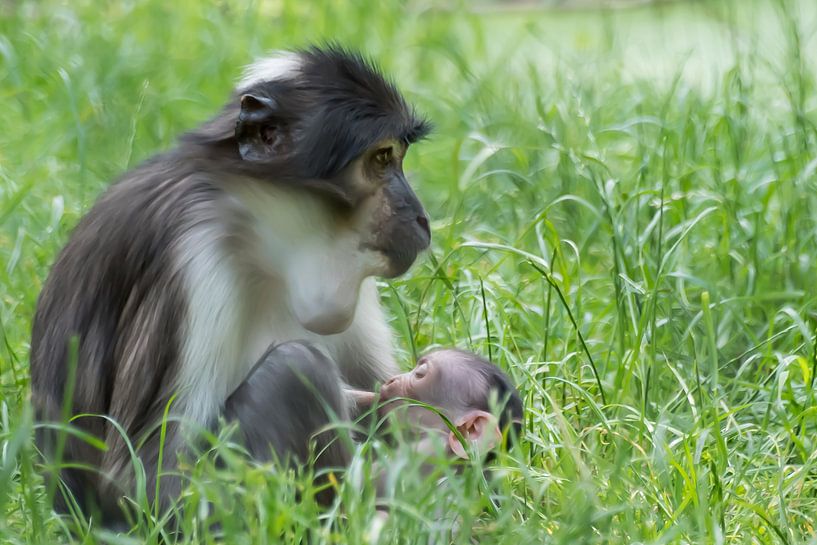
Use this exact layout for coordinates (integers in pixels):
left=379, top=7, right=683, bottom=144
left=2, top=0, right=817, bottom=543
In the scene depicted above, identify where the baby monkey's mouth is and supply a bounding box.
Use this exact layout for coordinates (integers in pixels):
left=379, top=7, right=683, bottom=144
left=351, top=379, right=444, bottom=430
left=378, top=375, right=407, bottom=400
left=375, top=391, right=409, bottom=419
left=346, top=385, right=411, bottom=417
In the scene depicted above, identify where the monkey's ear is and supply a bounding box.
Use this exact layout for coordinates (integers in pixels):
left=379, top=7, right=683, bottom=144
left=447, top=410, right=502, bottom=460
left=235, top=94, right=288, bottom=161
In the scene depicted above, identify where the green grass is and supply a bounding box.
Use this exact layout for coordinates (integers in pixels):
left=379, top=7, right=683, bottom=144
left=2, top=0, right=817, bottom=542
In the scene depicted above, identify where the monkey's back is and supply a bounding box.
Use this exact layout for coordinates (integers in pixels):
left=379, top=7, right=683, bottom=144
left=30, top=151, right=214, bottom=512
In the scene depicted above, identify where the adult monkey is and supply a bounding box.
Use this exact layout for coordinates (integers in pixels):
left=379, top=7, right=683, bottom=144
left=30, top=46, right=431, bottom=524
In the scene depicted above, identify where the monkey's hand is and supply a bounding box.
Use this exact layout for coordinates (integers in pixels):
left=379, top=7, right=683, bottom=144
left=345, top=388, right=378, bottom=413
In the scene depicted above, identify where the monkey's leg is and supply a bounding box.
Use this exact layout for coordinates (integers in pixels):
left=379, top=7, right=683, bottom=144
left=224, top=341, right=351, bottom=504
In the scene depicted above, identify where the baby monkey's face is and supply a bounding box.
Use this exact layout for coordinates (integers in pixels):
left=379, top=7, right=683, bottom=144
left=377, top=349, right=502, bottom=458
left=379, top=350, right=478, bottom=415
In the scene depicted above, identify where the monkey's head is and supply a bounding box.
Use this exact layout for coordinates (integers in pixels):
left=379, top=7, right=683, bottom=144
left=194, top=46, right=432, bottom=334
left=378, top=349, right=524, bottom=459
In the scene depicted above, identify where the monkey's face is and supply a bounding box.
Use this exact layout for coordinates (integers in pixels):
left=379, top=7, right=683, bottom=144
left=284, top=149, right=428, bottom=334
left=339, top=140, right=431, bottom=278
left=231, top=158, right=428, bottom=336
left=377, top=350, right=508, bottom=459
left=227, top=48, right=432, bottom=334
left=378, top=350, right=489, bottom=431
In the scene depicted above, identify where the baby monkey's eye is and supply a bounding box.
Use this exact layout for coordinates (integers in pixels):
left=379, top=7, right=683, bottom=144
left=414, top=362, right=429, bottom=379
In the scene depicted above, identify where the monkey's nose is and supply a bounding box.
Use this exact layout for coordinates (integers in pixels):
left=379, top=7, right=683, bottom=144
left=380, top=376, right=401, bottom=398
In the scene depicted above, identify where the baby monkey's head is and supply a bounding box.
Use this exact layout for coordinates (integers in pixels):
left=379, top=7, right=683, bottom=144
left=378, top=349, right=523, bottom=459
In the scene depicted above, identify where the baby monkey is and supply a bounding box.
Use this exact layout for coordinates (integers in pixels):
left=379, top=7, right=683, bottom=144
left=225, top=345, right=522, bottom=511
left=349, top=348, right=523, bottom=534
left=351, top=348, right=524, bottom=461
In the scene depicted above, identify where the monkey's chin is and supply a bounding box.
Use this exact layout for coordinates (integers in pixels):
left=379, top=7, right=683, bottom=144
left=381, top=254, right=418, bottom=279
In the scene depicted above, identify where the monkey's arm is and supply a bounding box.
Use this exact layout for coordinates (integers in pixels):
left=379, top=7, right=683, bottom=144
left=225, top=341, right=351, bottom=505
left=345, top=388, right=380, bottom=429
left=346, top=388, right=377, bottom=408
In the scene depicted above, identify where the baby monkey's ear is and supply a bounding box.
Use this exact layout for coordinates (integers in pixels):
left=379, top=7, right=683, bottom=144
left=448, top=410, right=502, bottom=460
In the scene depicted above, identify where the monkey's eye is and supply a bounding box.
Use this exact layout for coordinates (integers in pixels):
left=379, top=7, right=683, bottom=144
left=374, top=147, right=393, bottom=167
left=414, top=362, right=429, bottom=379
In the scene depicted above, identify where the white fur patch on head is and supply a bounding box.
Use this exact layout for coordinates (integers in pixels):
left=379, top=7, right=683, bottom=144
left=238, top=51, right=302, bottom=90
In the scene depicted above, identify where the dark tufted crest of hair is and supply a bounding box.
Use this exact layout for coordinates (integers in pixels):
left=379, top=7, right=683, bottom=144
left=183, top=44, right=432, bottom=186
left=291, top=44, right=432, bottom=178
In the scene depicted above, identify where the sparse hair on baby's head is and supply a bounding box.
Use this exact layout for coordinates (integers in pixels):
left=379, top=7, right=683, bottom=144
left=445, top=349, right=524, bottom=447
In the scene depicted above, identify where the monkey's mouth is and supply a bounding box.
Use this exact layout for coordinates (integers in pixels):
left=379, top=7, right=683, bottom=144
left=383, top=254, right=418, bottom=278
left=373, top=211, right=431, bottom=278
left=379, top=240, right=429, bottom=278
left=376, top=396, right=411, bottom=421
left=375, top=384, right=408, bottom=415
left=375, top=396, right=446, bottom=438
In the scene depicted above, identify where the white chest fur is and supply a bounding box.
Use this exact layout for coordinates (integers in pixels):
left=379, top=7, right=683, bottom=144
left=173, top=216, right=397, bottom=427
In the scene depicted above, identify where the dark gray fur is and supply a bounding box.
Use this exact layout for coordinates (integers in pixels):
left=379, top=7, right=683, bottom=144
left=225, top=341, right=350, bottom=505
left=32, top=156, right=210, bottom=519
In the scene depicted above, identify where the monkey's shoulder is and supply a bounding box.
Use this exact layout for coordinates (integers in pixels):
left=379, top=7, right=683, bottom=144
left=34, top=151, right=221, bottom=333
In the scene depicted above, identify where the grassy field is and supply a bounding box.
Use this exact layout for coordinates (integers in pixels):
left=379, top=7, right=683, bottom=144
left=2, top=0, right=817, bottom=543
